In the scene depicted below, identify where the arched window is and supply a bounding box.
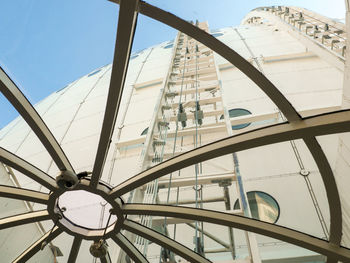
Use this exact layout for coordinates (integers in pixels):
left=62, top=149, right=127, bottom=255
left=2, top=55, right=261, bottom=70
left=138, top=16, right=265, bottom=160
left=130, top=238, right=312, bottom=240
left=141, top=127, right=149, bottom=136
left=164, top=44, right=174, bottom=49
left=234, top=191, right=280, bottom=223
left=87, top=69, right=101, bottom=77
left=211, top=32, right=224, bottom=37
left=130, top=54, right=139, bottom=60
left=220, top=108, right=252, bottom=130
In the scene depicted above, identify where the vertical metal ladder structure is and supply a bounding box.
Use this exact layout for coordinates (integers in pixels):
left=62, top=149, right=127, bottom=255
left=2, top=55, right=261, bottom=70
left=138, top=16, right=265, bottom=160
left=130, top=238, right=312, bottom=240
left=120, top=22, right=261, bottom=262
left=130, top=30, right=185, bottom=258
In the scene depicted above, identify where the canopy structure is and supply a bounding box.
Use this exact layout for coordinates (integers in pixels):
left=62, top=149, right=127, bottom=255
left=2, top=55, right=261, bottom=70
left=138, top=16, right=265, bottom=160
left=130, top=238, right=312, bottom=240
left=0, top=1, right=349, bottom=263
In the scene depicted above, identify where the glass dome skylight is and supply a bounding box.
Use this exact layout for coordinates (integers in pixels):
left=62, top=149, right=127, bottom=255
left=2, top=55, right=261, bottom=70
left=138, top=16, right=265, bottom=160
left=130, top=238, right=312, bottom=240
left=0, top=1, right=349, bottom=263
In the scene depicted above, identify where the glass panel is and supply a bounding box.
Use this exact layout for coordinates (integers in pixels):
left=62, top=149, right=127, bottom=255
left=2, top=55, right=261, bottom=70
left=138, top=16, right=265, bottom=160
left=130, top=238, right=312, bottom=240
left=76, top=240, right=97, bottom=262
left=220, top=108, right=253, bottom=130
left=0, top=158, right=47, bottom=196
left=0, top=1, right=347, bottom=262
left=0, top=197, right=44, bottom=219
left=0, top=223, right=54, bottom=262
left=45, top=232, right=74, bottom=263
left=0, top=0, right=118, bottom=176
left=233, top=191, right=280, bottom=223
left=253, top=234, right=326, bottom=262
left=122, top=230, right=189, bottom=263
left=58, top=190, right=117, bottom=230
left=0, top=92, right=19, bottom=130
left=317, top=133, right=350, bottom=248
left=0, top=1, right=118, bottom=111
left=147, top=139, right=331, bottom=245
left=148, top=0, right=344, bottom=29
left=112, top=20, right=285, bottom=200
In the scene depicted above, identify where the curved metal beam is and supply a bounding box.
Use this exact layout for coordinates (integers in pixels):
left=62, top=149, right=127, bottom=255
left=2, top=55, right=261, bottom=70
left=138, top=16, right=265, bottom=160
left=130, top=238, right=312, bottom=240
left=67, top=236, right=82, bottom=263
left=0, top=210, right=50, bottom=230
left=136, top=1, right=300, bottom=122
left=0, top=185, right=49, bottom=204
left=304, top=137, right=342, bottom=245
left=110, top=110, right=350, bottom=198
left=13, top=227, right=63, bottom=263
left=0, top=66, right=74, bottom=173
left=112, top=233, right=149, bottom=263
left=123, top=219, right=212, bottom=263
left=0, top=147, right=57, bottom=191
left=109, top=0, right=300, bottom=121
left=122, top=204, right=350, bottom=261
left=90, top=0, right=140, bottom=188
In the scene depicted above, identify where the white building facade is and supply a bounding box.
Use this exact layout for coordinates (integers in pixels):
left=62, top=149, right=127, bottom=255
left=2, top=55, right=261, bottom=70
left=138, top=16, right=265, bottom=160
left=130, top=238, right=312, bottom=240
left=0, top=4, right=349, bottom=263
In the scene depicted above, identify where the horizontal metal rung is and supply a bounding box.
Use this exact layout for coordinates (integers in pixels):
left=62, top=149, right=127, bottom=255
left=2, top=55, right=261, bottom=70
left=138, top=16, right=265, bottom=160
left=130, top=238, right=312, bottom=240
left=160, top=197, right=225, bottom=205
left=150, top=210, right=244, bottom=226
left=168, top=109, right=224, bottom=122
left=178, top=85, right=219, bottom=95
left=182, top=67, right=217, bottom=78
left=171, top=96, right=222, bottom=109
left=166, top=124, right=226, bottom=138
left=157, top=171, right=236, bottom=189
left=153, top=140, right=166, bottom=146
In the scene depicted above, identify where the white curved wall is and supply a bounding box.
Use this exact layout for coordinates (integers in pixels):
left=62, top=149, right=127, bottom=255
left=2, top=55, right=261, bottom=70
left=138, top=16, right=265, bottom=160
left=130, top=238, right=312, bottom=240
left=0, top=14, right=346, bottom=262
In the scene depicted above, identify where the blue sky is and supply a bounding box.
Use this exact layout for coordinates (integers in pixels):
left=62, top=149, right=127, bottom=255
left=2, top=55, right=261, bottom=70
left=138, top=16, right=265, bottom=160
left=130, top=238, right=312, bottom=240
left=0, top=0, right=345, bottom=128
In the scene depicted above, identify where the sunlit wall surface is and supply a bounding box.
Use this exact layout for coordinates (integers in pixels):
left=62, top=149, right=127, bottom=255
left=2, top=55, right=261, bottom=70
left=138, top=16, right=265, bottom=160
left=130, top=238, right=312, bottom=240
left=0, top=4, right=348, bottom=263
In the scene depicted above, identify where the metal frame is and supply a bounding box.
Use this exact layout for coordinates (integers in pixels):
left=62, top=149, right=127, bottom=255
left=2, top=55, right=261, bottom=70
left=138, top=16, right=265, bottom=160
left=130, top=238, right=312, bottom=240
left=47, top=179, right=125, bottom=241
left=110, top=110, right=350, bottom=196
left=0, top=185, right=49, bottom=204
left=0, top=67, right=74, bottom=173
left=0, top=0, right=349, bottom=262
left=108, top=0, right=300, bottom=123
left=13, top=227, right=63, bottom=263
left=303, top=137, right=342, bottom=245
left=0, top=147, right=57, bottom=191
left=123, top=220, right=212, bottom=263
left=100, top=254, right=112, bottom=263
left=0, top=210, right=50, bottom=230
left=67, top=237, right=82, bottom=263
left=122, top=204, right=350, bottom=261
left=112, top=233, right=149, bottom=263
left=90, top=0, right=139, bottom=188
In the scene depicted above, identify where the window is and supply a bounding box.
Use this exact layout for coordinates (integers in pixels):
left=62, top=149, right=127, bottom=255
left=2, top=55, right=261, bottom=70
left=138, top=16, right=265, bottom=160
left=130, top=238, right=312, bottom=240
left=211, top=32, right=224, bottom=37
left=87, top=69, right=101, bottom=77
left=130, top=54, right=139, bottom=60
left=164, top=44, right=174, bottom=49
left=234, top=191, right=280, bottom=223
left=220, top=108, right=252, bottom=130
left=56, top=85, right=68, bottom=93
left=141, top=127, right=148, bottom=136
